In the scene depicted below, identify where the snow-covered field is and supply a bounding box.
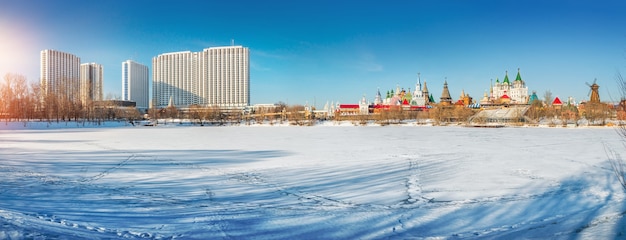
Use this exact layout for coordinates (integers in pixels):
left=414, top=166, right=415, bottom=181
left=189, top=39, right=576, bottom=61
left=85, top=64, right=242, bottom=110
left=1, top=123, right=625, bottom=239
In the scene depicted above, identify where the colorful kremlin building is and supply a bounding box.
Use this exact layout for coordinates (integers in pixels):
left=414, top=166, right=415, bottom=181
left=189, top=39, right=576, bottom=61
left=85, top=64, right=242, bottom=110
left=336, top=69, right=532, bottom=115
left=480, top=68, right=529, bottom=105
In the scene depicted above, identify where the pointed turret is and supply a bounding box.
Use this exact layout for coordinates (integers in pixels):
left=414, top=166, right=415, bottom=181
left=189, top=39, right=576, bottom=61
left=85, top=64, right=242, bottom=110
left=405, top=87, right=412, bottom=103
left=440, top=79, right=453, bottom=105
left=503, top=71, right=510, bottom=84
left=374, top=88, right=382, bottom=105
left=411, top=73, right=426, bottom=106
left=414, top=73, right=422, bottom=94
left=489, top=79, right=494, bottom=99
left=417, top=73, right=422, bottom=87
left=359, top=94, right=369, bottom=114
left=515, top=68, right=522, bottom=82
left=168, top=96, right=175, bottom=108
left=528, top=91, right=539, bottom=104
left=480, top=90, right=490, bottom=105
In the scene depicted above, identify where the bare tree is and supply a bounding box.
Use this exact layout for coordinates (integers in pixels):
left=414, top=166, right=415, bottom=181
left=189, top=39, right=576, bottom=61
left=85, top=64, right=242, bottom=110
left=526, top=99, right=543, bottom=122
left=0, top=74, right=14, bottom=123
left=453, top=106, right=474, bottom=123
left=415, top=110, right=429, bottom=125
left=0, top=74, right=37, bottom=123
left=584, top=102, right=610, bottom=126
left=429, top=105, right=454, bottom=125
left=31, top=82, right=43, bottom=120
left=543, top=90, right=553, bottom=106
left=607, top=144, right=626, bottom=192
left=188, top=104, right=202, bottom=125
left=206, top=106, right=223, bottom=125
left=286, top=105, right=306, bottom=125
left=13, top=76, right=23, bottom=120
left=164, top=105, right=179, bottom=119
left=609, top=71, right=626, bottom=191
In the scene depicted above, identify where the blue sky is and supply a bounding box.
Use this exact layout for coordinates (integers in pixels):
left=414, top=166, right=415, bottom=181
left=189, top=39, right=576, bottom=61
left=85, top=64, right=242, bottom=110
left=1, top=0, right=625, bottom=106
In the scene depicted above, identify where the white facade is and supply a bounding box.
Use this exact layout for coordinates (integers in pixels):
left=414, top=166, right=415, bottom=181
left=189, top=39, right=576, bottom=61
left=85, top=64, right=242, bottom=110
left=509, top=79, right=528, bottom=104
left=40, top=49, right=81, bottom=100
left=80, top=63, right=103, bottom=103
left=359, top=95, right=369, bottom=114
left=122, top=60, right=149, bottom=109
left=152, top=46, right=249, bottom=108
left=411, top=73, right=426, bottom=106
left=492, top=69, right=529, bottom=104
left=200, top=46, right=249, bottom=108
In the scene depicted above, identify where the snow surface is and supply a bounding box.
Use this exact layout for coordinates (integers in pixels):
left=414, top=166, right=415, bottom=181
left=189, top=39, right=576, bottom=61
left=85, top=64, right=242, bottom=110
left=1, top=122, right=625, bottom=239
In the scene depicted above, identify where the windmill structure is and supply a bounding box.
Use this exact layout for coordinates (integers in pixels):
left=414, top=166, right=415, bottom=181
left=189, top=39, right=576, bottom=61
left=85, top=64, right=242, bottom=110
left=586, top=79, right=600, bottom=103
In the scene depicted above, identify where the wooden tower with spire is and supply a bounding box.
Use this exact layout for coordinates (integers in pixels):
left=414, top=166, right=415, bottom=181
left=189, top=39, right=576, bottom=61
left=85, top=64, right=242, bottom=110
left=439, top=78, right=452, bottom=106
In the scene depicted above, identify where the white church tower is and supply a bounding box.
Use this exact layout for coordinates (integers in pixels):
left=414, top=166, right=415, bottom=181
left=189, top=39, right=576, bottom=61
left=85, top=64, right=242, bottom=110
left=411, top=73, right=426, bottom=106
left=374, top=88, right=383, bottom=105
left=359, top=95, right=369, bottom=115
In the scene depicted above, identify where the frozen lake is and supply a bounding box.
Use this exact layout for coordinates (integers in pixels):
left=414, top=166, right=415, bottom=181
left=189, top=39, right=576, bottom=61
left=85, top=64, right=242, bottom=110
left=1, top=124, right=625, bottom=239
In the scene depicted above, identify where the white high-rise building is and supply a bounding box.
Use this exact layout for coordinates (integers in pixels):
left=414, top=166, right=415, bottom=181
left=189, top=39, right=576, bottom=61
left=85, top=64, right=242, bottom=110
left=80, top=63, right=103, bottom=103
left=152, top=46, right=249, bottom=108
left=122, top=60, right=149, bottom=109
left=200, top=46, right=249, bottom=107
left=40, top=49, right=81, bottom=100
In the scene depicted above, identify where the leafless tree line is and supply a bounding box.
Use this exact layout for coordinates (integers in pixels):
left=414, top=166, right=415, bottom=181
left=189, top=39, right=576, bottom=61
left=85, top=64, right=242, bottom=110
left=0, top=73, right=139, bottom=125
left=148, top=103, right=289, bottom=126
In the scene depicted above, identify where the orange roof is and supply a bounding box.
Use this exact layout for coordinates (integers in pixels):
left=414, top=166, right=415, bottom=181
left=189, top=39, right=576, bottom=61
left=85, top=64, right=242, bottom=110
left=552, top=97, right=562, bottom=105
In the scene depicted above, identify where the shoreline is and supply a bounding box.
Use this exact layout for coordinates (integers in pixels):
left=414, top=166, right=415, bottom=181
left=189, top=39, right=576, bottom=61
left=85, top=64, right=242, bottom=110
left=0, top=119, right=619, bottom=130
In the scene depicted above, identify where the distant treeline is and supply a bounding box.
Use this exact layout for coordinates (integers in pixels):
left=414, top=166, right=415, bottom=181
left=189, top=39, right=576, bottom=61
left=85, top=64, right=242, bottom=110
left=0, top=73, right=140, bottom=123
left=0, top=73, right=620, bottom=126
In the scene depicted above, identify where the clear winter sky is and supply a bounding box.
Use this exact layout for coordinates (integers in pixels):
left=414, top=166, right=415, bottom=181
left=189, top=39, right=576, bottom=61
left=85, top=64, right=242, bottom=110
left=1, top=0, right=625, bottom=106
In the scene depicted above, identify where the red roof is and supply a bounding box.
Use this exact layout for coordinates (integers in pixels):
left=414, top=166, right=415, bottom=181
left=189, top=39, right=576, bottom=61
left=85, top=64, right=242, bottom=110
left=552, top=97, right=562, bottom=105
left=339, top=104, right=359, bottom=109
left=500, top=94, right=510, bottom=99
left=402, top=99, right=409, bottom=105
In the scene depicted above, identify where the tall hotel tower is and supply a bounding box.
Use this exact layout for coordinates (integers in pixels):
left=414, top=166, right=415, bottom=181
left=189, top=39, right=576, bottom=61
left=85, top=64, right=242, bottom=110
left=122, top=60, right=149, bottom=109
left=80, top=63, right=104, bottom=103
left=40, top=49, right=81, bottom=99
left=152, top=46, right=249, bottom=108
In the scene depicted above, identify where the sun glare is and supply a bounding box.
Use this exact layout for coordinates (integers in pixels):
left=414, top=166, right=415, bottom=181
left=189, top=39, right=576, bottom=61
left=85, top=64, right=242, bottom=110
left=0, top=18, right=40, bottom=81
